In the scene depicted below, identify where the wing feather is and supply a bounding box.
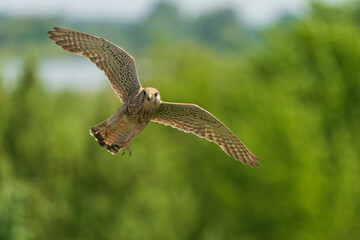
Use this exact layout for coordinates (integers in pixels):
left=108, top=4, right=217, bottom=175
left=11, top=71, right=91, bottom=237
left=152, top=102, right=259, bottom=166
left=47, top=27, right=141, bottom=102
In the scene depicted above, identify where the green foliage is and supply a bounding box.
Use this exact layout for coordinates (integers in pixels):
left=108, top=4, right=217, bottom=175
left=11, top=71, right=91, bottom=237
left=1, top=1, right=360, bottom=240
left=0, top=2, right=253, bottom=58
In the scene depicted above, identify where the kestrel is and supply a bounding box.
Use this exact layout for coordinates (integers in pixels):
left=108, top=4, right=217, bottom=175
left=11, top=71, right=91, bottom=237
left=47, top=27, right=259, bottom=167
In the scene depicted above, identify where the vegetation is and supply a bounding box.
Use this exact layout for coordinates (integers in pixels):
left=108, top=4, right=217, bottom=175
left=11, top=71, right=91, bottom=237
left=0, top=2, right=256, bottom=57
left=0, top=1, right=359, bottom=240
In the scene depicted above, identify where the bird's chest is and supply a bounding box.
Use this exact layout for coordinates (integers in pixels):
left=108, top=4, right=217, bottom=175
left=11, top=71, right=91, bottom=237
left=126, top=104, right=155, bottom=123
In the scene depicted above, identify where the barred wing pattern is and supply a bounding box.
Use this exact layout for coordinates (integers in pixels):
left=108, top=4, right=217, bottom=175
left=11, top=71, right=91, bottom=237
left=47, top=27, right=141, bottom=102
left=152, top=102, right=259, bottom=166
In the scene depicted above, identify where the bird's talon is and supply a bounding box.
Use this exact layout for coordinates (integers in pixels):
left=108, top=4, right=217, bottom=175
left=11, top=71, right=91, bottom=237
left=123, top=141, right=132, bottom=156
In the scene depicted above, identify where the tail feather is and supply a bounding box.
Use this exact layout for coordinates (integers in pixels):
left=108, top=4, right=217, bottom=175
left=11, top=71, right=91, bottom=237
left=89, top=120, right=130, bottom=154
left=90, top=127, right=106, bottom=147
left=90, top=120, right=107, bottom=147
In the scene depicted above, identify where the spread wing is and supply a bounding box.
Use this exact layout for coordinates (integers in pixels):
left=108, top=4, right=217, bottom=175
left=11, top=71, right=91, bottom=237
left=47, top=27, right=141, bottom=102
left=152, top=102, right=259, bottom=167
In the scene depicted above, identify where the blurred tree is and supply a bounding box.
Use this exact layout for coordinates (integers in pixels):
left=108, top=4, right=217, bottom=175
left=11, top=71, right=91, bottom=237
left=0, top=1, right=360, bottom=240
left=145, top=2, right=184, bottom=44
left=0, top=2, right=255, bottom=57
left=192, top=9, right=245, bottom=50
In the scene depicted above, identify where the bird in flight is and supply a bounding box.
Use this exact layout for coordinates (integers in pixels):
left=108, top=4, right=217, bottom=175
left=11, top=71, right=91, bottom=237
left=47, top=27, right=259, bottom=167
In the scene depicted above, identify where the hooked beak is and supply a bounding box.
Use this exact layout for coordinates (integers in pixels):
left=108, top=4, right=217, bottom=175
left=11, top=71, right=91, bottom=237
left=147, top=94, right=153, bottom=101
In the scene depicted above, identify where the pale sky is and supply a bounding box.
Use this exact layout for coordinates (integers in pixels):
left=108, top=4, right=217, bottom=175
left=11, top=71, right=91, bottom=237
left=0, top=0, right=345, bottom=26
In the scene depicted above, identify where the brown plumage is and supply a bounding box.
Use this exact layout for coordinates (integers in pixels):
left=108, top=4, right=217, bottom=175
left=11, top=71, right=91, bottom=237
left=47, top=27, right=260, bottom=167
left=47, top=27, right=140, bottom=102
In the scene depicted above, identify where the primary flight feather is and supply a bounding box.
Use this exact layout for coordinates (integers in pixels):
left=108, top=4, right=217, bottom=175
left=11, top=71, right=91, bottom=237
left=47, top=27, right=260, bottom=167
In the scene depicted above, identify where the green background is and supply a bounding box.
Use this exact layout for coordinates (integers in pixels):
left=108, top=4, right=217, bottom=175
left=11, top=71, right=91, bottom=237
left=0, top=1, right=359, bottom=239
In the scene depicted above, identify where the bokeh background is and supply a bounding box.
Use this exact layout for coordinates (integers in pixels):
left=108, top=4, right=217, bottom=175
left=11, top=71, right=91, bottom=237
left=1, top=0, right=360, bottom=239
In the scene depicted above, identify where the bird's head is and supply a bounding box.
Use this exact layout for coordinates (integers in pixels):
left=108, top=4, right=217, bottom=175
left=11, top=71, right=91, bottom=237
left=139, top=87, right=161, bottom=107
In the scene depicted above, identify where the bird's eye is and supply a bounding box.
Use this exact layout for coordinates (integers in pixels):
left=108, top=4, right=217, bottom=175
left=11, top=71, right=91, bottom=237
left=143, top=91, right=146, bottom=96
left=155, top=92, right=158, bottom=97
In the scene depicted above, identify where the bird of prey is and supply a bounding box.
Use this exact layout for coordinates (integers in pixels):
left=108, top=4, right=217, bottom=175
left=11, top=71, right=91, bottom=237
left=47, top=27, right=259, bottom=167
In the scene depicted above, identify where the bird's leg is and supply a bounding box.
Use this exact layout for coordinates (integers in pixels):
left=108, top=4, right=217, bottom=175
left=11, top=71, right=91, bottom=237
left=125, top=142, right=132, bottom=156
left=121, top=140, right=132, bottom=156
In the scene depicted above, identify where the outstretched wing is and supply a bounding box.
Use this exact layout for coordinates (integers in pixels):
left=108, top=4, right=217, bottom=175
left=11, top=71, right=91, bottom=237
left=152, top=102, right=259, bottom=167
left=47, top=27, right=141, bottom=102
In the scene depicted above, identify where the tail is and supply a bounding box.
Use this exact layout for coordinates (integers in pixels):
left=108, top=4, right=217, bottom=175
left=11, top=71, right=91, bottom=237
left=89, top=120, right=108, bottom=147
left=89, top=120, right=130, bottom=154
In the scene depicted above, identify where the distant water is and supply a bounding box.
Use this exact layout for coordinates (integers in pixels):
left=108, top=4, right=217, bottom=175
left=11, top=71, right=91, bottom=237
left=1, top=57, right=107, bottom=91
